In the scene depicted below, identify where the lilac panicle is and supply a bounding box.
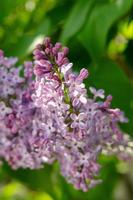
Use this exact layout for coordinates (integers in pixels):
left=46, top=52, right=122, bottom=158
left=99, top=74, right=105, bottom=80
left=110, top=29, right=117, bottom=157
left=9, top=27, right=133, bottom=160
left=0, top=38, right=133, bottom=192
left=32, top=38, right=133, bottom=191
left=0, top=50, right=39, bottom=169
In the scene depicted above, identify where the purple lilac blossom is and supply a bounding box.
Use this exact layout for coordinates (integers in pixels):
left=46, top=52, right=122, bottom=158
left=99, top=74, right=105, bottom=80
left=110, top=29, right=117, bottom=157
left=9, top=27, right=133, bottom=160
left=0, top=38, right=133, bottom=192
left=32, top=38, right=133, bottom=191
left=0, top=50, right=39, bottom=169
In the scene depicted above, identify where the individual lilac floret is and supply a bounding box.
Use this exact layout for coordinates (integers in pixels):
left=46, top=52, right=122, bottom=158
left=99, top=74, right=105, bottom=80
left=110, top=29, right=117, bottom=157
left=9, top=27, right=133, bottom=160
left=31, top=38, right=133, bottom=191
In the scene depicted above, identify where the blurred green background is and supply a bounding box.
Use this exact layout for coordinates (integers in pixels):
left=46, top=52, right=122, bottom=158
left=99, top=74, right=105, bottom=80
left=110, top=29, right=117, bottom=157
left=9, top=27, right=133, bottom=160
left=0, top=0, right=133, bottom=199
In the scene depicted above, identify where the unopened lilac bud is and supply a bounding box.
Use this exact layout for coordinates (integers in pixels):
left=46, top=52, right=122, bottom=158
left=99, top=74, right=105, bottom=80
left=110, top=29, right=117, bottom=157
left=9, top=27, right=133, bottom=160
left=80, top=68, right=89, bottom=79
left=0, top=49, right=4, bottom=57
left=52, top=47, right=58, bottom=55
left=62, top=58, right=69, bottom=65
left=34, top=65, right=51, bottom=76
left=33, top=49, right=40, bottom=56
left=45, top=48, right=50, bottom=55
left=62, top=47, right=69, bottom=56
left=35, top=44, right=42, bottom=50
left=77, top=68, right=89, bottom=82
left=33, top=54, right=42, bottom=60
left=55, top=42, right=62, bottom=49
left=39, top=59, right=47, bottom=65
left=43, top=37, right=51, bottom=47
left=102, top=95, right=113, bottom=108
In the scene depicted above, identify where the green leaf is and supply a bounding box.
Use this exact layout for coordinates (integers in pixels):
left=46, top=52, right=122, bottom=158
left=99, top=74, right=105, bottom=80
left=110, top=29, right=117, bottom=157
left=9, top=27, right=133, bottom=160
left=0, top=0, right=26, bottom=22
left=8, top=18, right=51, bottom=58
left=79, top=0, right=133, bottom=60
left=60, top=0, right=96, bottom=44
left=3, top=163, right=60, bottom=200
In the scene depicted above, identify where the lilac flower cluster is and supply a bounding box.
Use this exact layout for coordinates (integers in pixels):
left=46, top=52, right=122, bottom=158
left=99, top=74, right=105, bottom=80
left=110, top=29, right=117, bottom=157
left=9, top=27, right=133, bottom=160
left=32, top=38, right=133, bottom=190
left=0, top=50, right=38, bottom=169
left=0, top=39, right=133, bottom=191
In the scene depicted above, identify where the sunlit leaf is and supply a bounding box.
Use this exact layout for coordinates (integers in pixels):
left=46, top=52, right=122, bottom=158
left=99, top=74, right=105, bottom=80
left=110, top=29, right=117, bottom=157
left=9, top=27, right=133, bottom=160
left=79, top=0, right=133, bottom=60
left=3, top=163, right=60, bottom=200
left=0, top=0, right=26, bottom=22
left=60, top=0, right=96, bottom=43
left=9, top=18, right=51, bottom=57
